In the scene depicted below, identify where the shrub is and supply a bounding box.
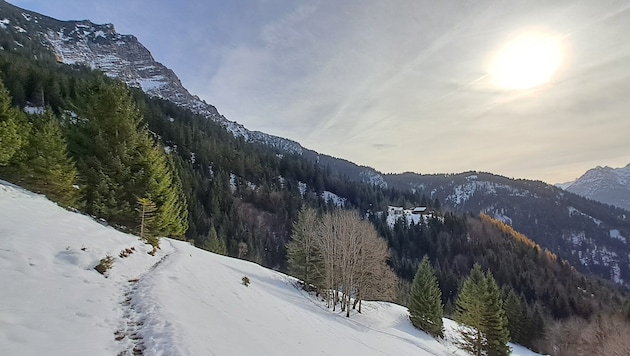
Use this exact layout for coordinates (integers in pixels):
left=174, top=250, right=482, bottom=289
left=94, top=255, right=114, bottom=276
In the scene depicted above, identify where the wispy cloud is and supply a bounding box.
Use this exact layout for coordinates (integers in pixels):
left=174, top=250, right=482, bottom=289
left=13, top=0, right=630, bottom=183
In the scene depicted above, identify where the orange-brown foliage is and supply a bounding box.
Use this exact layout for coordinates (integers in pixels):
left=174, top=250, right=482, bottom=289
left=479, top=213, right=558, bottom=262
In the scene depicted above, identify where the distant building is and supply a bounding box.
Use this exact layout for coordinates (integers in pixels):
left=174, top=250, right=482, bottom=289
left=412, top=207, right=429, bottom=215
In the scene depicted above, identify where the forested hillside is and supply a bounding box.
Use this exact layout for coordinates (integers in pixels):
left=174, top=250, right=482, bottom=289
left=1, top=8, right=629, bottom=353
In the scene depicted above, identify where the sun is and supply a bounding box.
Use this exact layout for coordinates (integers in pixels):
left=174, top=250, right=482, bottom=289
left=488, top=31, right=563, bottom=90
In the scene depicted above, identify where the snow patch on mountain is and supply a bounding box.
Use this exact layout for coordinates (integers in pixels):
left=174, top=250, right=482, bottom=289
left=444, top=177, right=540, bottom=207
left=610, top=229, right=626, bottom=242
left=359, top=170, right=388, bottom=188
left=568, top=206, right=602, bottom=226
left=322, top=191, right=346, bottom=207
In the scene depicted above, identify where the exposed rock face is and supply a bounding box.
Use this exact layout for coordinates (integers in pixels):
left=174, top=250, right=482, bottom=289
left=1, top=0, right=387, bottom=186
left=0, top=0, right=302, bottom=154
left=42, top=20, right=307, bottom=153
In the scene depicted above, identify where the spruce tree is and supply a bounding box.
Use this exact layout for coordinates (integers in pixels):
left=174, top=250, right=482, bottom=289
left=455, top=264, right=487, bottom=356
left=287, top=207, right=324, bottom=289
left=408, top=255, right=444, bottom=338
left=455, top=264, right=511, bottom=356
left=484, top=272, right=510, bottom=356
left=0, top=79, right=26, bottom=166
left=3, top=110, right=79, bottom=207
left=203, top=226, right=227, bottom=255
left=68, top=79, right=188, bottom=239
left=503, top=288, right=526, bottom=345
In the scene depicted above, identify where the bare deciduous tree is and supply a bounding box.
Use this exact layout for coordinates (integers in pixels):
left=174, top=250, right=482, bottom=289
left=314, top=209, right=397, bottom=317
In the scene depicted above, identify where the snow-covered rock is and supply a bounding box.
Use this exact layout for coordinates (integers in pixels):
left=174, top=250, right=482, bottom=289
left=558, top=163, right=630, bottom=212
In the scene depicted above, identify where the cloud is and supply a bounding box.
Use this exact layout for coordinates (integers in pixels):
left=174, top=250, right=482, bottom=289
left=15, top=0, right=630, bottom=183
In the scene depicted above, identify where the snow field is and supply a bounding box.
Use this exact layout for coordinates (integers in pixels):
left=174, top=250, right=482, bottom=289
left=0, top=181, right=543, bottom=355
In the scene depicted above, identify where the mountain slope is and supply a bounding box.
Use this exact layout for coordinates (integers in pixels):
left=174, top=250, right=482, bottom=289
left=0, top=0, right=304, bottom=153
left=384, top=171, right=630, bottom=286
left=0, top=180, right=541, bottom=355
left=559, top=164, right=630, bottom=212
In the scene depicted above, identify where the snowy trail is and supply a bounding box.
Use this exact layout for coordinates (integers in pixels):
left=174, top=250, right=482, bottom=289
left=116, top=248, right=175, bottom=355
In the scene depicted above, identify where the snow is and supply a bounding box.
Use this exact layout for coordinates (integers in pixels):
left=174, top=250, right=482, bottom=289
left=139, top=76, right=167, bottom=92
left=609, top=229, right=627, bottom=242
left=298, top=181, right=307, bottom=196
left=321, top=190, right=346, bottom=207
left=23, top=105, right=45, bottom=115
left=0, top=180, right=543, bottom=355
left=568, top=206, right=602, bottom=226
left=0, top=18, right=9, bottom=29
left=386, top=206, right=430, bottom=227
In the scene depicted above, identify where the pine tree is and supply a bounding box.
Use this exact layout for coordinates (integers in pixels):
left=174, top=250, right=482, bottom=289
left=455, top=264, right=511, bottom=356
left=503, top=288, right=526, bottom=345
left=455, top=264, right=487, bottom=356
left=3, top=110, right=78, bottom=207
left=140, top=141, right=188, bottom=238
left=408, top=255, right=444, bottom=338
left=0, top=79, right=26, bottom=166
left=203, top=226, right=227, bottom=255
left=287, top=207, right=324, bottom=289
left=67, top=79, right=188, bottom=239
left=484, top=272, right=510, bottom=356
left=137, top=196, right=157, bottom=244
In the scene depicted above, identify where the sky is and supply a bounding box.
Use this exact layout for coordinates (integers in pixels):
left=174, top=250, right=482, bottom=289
left=8, top=0, right=630, bottom=184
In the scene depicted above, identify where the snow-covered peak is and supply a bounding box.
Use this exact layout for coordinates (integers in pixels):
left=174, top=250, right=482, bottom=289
left=559, top=163, right=630, bottom=212
left=34, top=17, right=304, bottom=155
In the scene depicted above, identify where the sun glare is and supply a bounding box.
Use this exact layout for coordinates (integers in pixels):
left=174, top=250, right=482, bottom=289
left=488, top=31, right=562, bottom=90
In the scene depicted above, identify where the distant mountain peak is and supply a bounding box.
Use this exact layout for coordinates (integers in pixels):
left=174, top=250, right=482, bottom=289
left=558, top=163, right=630, bottom=212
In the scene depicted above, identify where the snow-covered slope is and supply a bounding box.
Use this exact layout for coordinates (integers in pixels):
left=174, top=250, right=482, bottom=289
left=0, top=181, right=541, bottom=355
left=558, top=163, right=630, bottom=212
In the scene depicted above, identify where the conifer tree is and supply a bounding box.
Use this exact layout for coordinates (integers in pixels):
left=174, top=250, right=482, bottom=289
left=137, top=196, right=157, bottom=244
left=484, top=272, right=510, bottom=356
left=203, top=226, right=227, bottom=255
left=287, top=207, right=324, bottom=289
left=0, top=79, right=26, bottom=166
left=455, top=264, right=488, bottom=356
left=455, top=264, right=511, bottom=356
left=503, top=288, right=526, bottom=344
left=68, top=79, right=187, bottom=239
left=408, top=255, right=444, bottom=338
left=3, top=110, right=78, bottom=207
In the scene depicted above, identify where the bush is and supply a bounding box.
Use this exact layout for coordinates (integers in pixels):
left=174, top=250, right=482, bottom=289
left=242, top=276, right=250, bottom=286
left=94, top=255, right=114, bottom=276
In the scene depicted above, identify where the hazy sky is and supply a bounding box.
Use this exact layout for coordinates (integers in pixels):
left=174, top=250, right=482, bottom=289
left=9, top=0, right=630, bottom=183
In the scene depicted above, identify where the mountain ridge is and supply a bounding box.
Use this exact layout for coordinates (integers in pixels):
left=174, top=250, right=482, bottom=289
left=557, top=163, right=630, bottom=212
left=0, top=0, right=309, bottom=155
